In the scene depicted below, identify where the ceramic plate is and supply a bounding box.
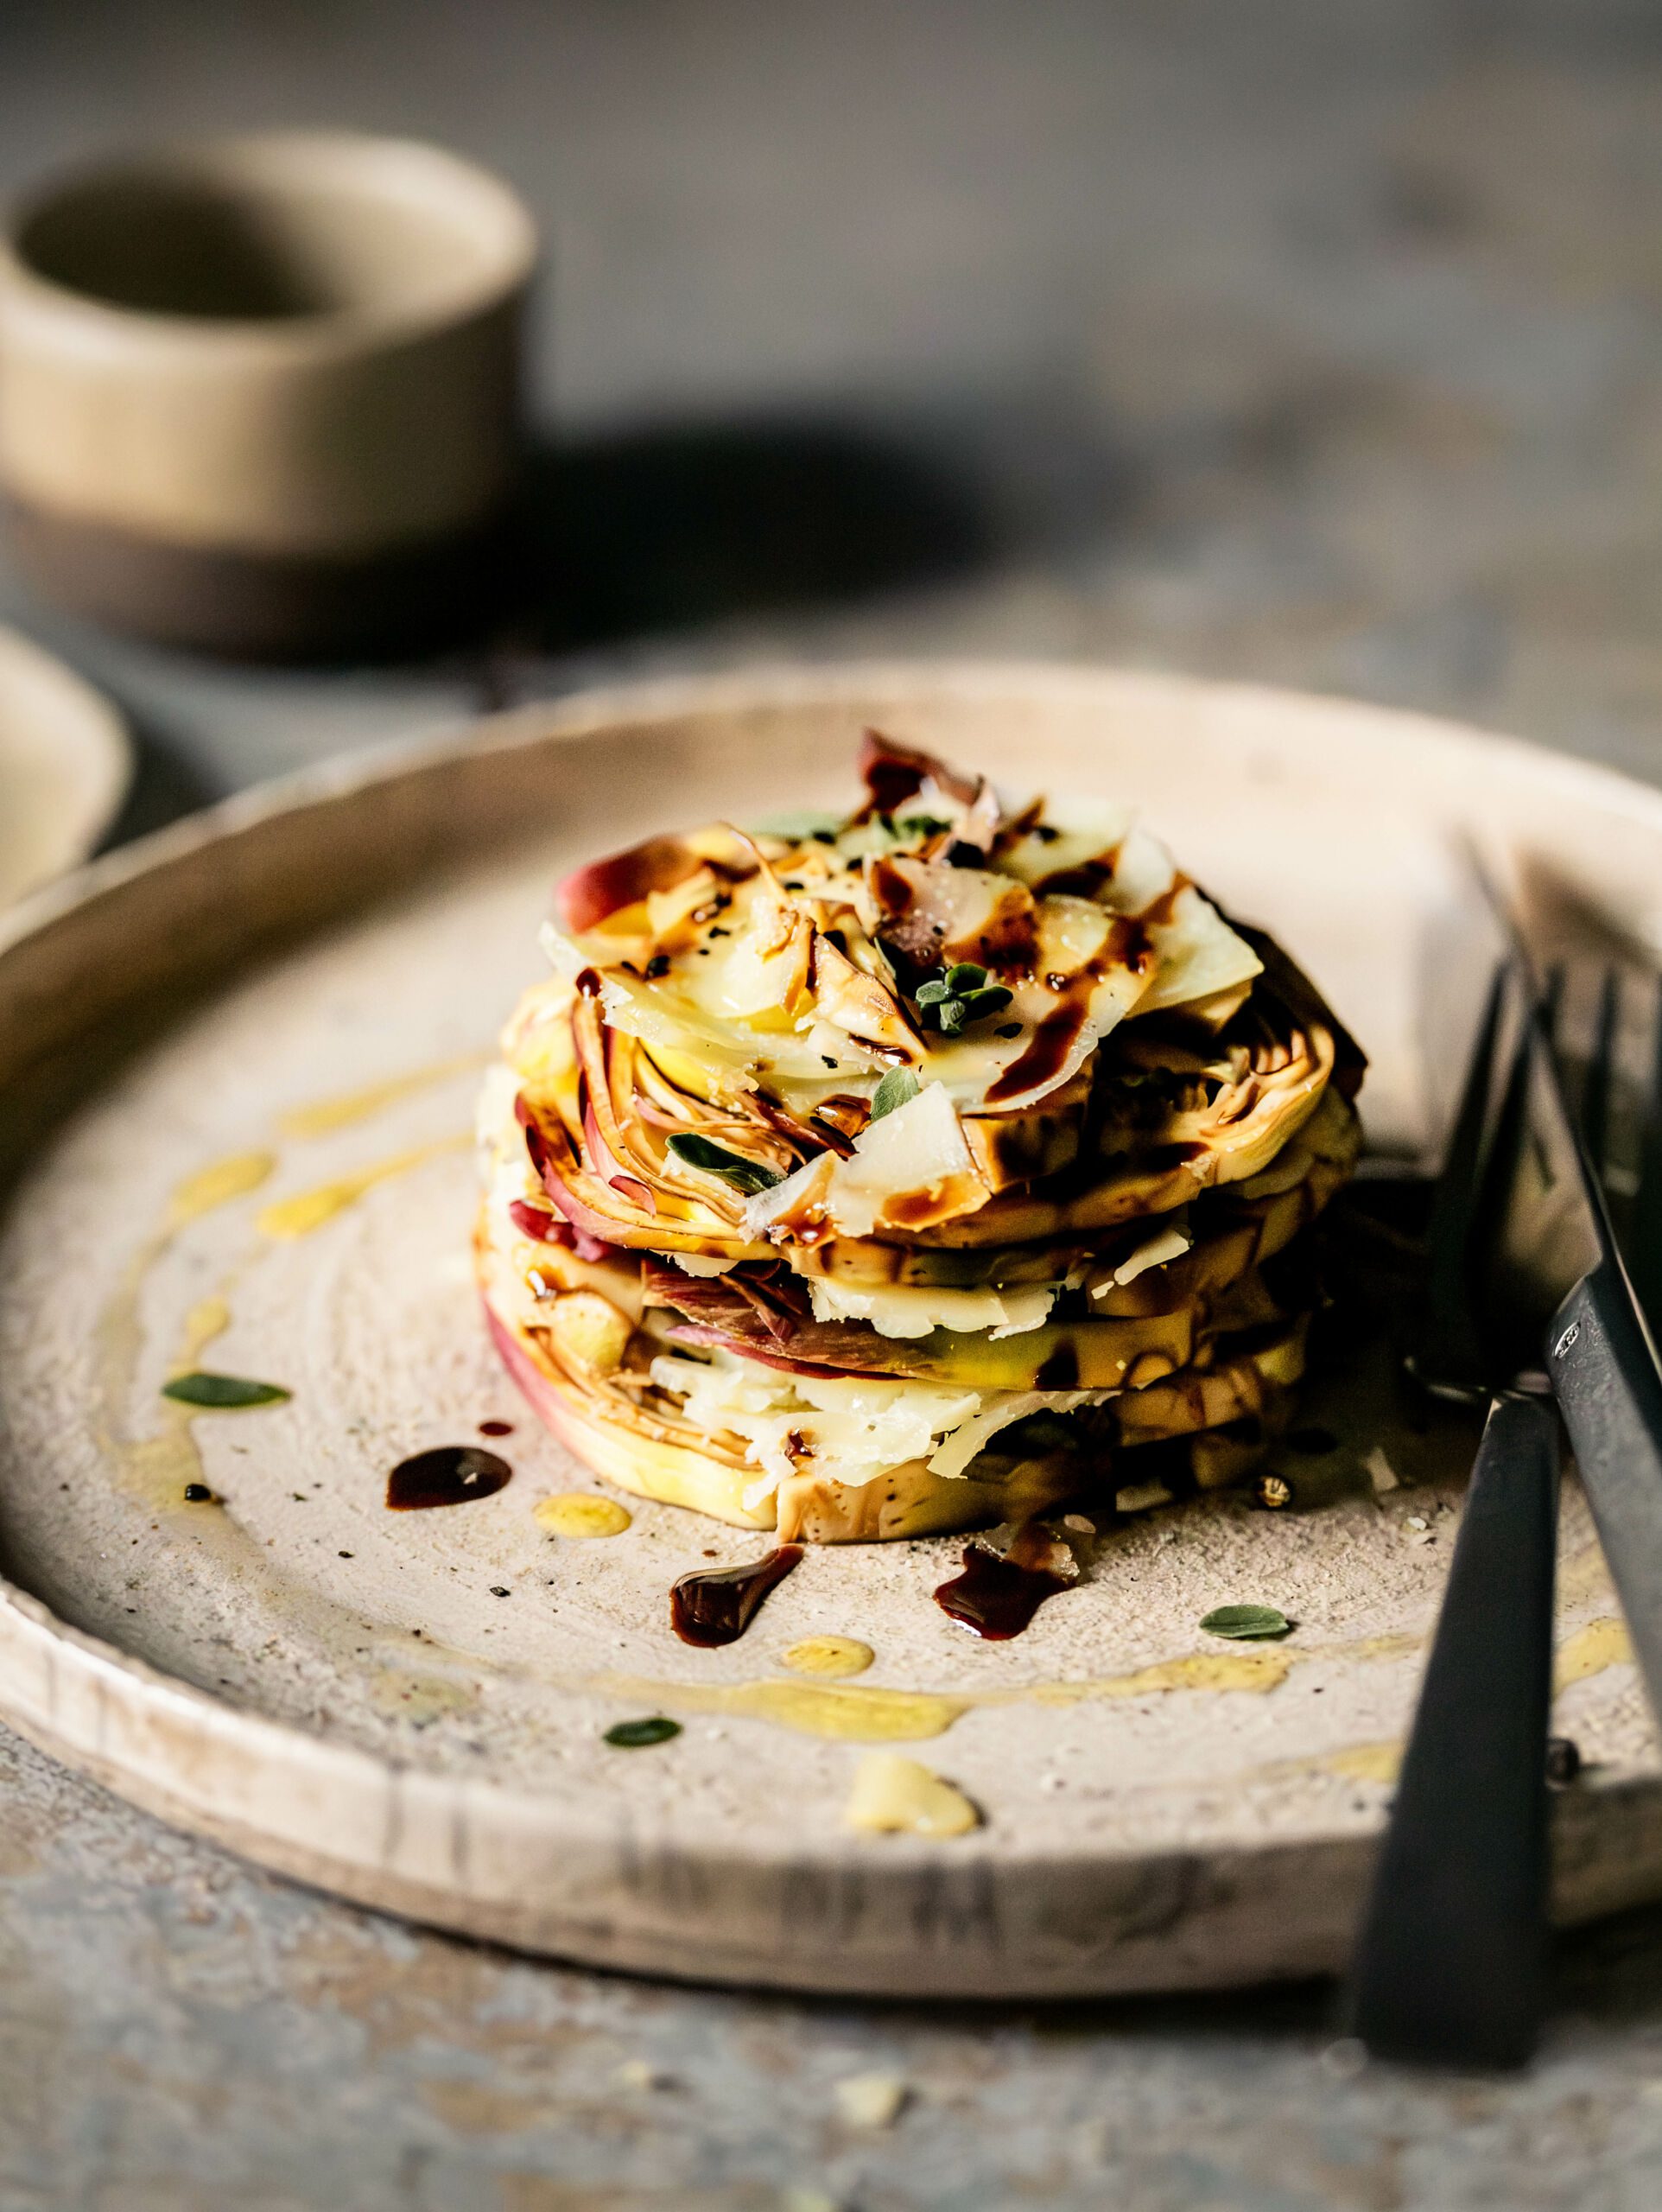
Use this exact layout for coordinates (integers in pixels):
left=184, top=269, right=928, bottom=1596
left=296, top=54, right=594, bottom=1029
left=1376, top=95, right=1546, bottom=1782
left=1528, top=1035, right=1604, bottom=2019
left=0, top=626, right=130, bottom=907
left=0, top=664, right=1655, bottom=1998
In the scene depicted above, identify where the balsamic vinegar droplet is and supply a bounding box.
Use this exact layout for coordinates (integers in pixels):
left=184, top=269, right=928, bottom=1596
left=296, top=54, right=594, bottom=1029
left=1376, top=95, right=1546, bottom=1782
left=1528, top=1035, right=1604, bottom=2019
left=670, top=1546, right=802, bottom=1647
left=386, top=1446, right=512, bottom=1510
left=933, top=1544, right=1069, bottom=1641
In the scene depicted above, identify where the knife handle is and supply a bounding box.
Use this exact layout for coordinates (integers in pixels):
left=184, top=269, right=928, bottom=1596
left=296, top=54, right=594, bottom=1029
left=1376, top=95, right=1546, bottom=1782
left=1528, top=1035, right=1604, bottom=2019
left=1547, top=1262, right=1662, bottom=1732
left=1346, top=1389, right=1559, bottom=2068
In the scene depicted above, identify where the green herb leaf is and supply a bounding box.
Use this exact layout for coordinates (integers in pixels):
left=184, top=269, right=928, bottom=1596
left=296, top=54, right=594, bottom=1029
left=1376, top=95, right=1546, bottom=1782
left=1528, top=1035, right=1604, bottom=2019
left=604, top=1716, right=682, bottom=1749
left=896, top=814, right=951, bottom=839
left=664, top=1133, right=783, bottom=1196
left=944, top=962, right=988, bottom=993
left=869, top=1069, right=922, bottom=1122
left=915, top=978, right=951, bottom=1007
left=1199, top=1605, right=1292, bottom=1642
left=162, top=1371, right=291, bottom=1409
left=958, top=984, right=1013, bottom=1021
left=936, top=998, right=969, bottom=1036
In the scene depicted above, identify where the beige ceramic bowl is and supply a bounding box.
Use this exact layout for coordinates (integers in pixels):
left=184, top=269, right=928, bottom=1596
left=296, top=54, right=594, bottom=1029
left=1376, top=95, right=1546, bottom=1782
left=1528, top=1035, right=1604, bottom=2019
left=0, top=132, right=536, bottom=658
left=0, top=625, right=130, bottom=904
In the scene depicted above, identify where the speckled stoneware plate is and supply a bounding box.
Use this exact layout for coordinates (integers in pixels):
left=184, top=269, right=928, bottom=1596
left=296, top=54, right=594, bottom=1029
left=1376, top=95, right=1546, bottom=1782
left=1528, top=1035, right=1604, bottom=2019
left=0, top=625, right=130, bottom=907
left=0, top=664, right=1658, bottom=1998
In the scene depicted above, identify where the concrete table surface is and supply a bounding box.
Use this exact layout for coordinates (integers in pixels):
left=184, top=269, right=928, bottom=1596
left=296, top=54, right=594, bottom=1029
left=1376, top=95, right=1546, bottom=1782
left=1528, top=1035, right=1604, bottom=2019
left=6, top=3, right=1662, bottom=2203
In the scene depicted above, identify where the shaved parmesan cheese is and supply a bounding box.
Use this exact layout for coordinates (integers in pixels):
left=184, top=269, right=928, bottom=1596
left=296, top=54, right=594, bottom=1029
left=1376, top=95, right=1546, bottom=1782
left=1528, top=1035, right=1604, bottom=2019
left=1106, top=1216, right=1193, bottom=1288
left=714, top=893, right=814, bottom=1022
left=860, top=855, right=1036, bottom=969
left=647, top=1344, right=1104, bottom=1503
left=926, top=1388, right=1107, bottom=1480
left=745, top=1082, right=987, bottom=1243
left=828, top=1081, right=981, bottom=1237
left=743, top=1150, right=833, bottom=1238
left=1100, top=824, right=1175, bottom=913
left=650, top=1346, right=979, bottom=1500
left=806, top=1278, right=1057, bottom=1339
left=1133, top=882, right=1262, bottom=1016
left=999, top=802, right=1135, bottom=889
left=598, top=964, right=826, bottom=1083
left=1033, top=894, right=1114, bottom=978
left=999, top=813, right=1262, bottom=1024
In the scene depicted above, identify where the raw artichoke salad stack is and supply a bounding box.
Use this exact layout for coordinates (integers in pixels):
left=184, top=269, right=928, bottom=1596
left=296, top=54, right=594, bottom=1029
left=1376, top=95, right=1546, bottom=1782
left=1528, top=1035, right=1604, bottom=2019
left=477, top=734, right=1363, bottom=1542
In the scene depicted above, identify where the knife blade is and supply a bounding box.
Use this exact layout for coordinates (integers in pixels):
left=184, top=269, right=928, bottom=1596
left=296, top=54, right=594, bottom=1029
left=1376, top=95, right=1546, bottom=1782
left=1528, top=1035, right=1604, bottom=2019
left=1347, top=931, right=1563, bottom=2067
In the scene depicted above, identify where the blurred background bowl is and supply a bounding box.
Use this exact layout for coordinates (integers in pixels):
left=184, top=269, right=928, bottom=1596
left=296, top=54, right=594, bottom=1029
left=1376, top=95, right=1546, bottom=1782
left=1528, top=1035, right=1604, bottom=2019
left=0, top=622, right=130, bottom=906
left=0, top=130, right=536, bottom=660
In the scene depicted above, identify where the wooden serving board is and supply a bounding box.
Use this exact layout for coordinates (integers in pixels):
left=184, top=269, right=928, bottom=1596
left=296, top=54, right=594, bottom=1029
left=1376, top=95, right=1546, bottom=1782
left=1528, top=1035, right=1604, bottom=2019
left=0, top=663, right=1657, bottom=1998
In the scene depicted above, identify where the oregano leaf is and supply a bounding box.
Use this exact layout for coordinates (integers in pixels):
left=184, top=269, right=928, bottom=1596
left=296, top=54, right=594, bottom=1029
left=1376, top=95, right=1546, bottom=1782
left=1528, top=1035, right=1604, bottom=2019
left=1199, top=1605, right=1292, bottom=1642
left=604, top=1716, right=682, bottom=1748
left=162, top=1372, right=291, bottom=1409
left=869, top=1069, right=922, bottom=1122
left=664, top=1134, right=783, bottom=1196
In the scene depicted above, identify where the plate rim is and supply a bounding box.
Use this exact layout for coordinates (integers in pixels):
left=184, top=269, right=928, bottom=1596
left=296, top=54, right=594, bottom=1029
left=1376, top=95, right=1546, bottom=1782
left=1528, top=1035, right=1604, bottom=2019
left=3, top=654, right=1659, bottom=1993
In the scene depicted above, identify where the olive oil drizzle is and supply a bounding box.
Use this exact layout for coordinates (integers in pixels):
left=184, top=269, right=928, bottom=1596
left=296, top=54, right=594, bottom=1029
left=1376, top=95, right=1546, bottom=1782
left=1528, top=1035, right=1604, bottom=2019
left=255, top=1135, right=470, bottom=1240
left=82, top=1057, right=1643, bottom=1790
left=276, top=1052, right=488, bottom=1140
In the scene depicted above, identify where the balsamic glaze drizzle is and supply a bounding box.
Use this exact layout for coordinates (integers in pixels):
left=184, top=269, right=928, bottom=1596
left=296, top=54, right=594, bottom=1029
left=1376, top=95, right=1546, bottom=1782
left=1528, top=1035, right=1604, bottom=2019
left=386, top=1446, right=512, bottom=1510
left=670, top=1545, right=803, bottom=1647
left=933, top=1544, right=1069, bottom=1640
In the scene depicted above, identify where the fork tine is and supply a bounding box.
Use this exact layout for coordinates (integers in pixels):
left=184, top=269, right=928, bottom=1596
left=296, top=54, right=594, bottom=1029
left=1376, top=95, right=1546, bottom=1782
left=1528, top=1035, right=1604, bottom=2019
left=1411, top=964, right=1505, bottom=1395
left=1581, top=965, right=1621, bottom=1185
left=1468, top=976, right=1545, bottom=1375
left=1542, top=961, right=1565, bottom=1044
left=1627, top=972, right=1662, bottom=1344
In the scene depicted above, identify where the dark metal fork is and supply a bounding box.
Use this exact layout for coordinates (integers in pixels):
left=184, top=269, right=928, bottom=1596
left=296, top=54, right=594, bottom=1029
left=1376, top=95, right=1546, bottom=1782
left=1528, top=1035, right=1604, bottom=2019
left=1344, top=960, right=1561, bottom=2069
left=1348, top=945, right=1662, bottom=2068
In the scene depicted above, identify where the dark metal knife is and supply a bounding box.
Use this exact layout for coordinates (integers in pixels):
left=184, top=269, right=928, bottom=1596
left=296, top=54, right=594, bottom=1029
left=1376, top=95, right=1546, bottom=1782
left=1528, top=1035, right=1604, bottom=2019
left=1347, top=954, right=1562, bottom=2068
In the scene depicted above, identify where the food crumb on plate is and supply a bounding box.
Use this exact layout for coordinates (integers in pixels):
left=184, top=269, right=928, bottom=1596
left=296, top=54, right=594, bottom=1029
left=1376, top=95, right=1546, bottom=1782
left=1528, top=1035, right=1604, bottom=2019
left=845, top=1751, right=980, bottom=1837
left=1365, top=1446, right=1401, bottom=1496
left=834, top=2071, right=910, bottom=2129
left=1318, top=2037, right=1369, bottom=2082
left=614, top=2057, right=677, bottom=2092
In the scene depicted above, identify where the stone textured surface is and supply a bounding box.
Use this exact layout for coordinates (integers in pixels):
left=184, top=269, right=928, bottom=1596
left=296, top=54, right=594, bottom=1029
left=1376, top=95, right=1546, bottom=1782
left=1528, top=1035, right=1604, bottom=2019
left=7, top=1713, right=1662, bottom=2212
left=6, top=0, right=1662, bottom=2202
